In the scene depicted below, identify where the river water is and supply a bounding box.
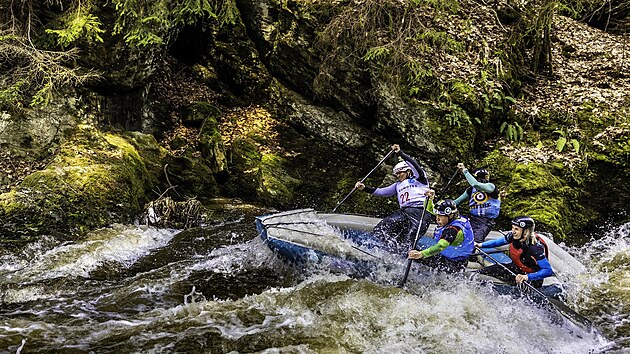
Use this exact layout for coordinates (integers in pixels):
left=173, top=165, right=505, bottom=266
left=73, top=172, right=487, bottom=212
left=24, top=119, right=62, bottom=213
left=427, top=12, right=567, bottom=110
left=0, top=200, right=627, bottom=353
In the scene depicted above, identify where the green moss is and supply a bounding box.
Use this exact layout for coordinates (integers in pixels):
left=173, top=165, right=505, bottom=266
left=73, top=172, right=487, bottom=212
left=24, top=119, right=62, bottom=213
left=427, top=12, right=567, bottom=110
left=449, top=81, right=479, bottom=108
left=165, top=155, right=220, bottom=198
left=221, top=138, right=262, bottom=200
left=424, top=107, right=476, bottom=162
left=126, top=131, right=169, bottom=187
left=481, top=150, right=593, bottom=240
left=0, top=126, right=154, bottom=241
left=200, top=115, right=226, bottom=173
left=183, top=102, right=222, bottom=128
left=590, top=125, right=630, bottom=164
left=334, top=172, right=399, bottom=217
left=259, top=153, right=302, bottom=207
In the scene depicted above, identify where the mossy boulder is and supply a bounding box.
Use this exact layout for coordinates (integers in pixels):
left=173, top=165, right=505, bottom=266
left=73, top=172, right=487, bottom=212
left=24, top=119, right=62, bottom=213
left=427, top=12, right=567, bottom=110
left=424, top=107, right=477, bottom=166
left=126, top=131, right=169, bottom=188
left=482, top=149, right=591, bottom=240
left=333, top=171, right=402, bottom=218
left=259, top=153, right=301, bottom=207
left=587, top=124, right=630, bottom=218
left=220, top=137, right=304, bottom=208
left=0, top=125, right=156, bottom=241
left=221, top=138, right=263, bottom=201
left=163, top=154, right=220, bottom=198
left=182, top=102, right=222, bottom=128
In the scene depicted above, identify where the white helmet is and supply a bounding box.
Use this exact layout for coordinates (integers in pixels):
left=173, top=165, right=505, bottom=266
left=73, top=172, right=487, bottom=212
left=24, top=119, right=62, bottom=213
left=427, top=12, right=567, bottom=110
left=392, top=161, right=412, bottom=175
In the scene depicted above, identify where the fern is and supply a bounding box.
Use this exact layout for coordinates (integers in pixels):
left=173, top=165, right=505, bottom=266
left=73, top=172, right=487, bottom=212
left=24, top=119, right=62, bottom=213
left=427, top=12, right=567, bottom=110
left=445, top=103, right=471, bottom=127
left=500, top=121, right=523, bottom=142
left=363, top=46, right=391, bottom=63
left=46, top=13, right=105, bottom=47
left=571, top=139, right=580, bottom=153
left=111, top=0, right=229, bottom=47
left=553, top=128, right=580, bottom=153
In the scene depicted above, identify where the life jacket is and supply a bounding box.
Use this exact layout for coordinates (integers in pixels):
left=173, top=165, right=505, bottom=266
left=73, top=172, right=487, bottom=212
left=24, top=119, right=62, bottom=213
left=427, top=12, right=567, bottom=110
left=433, top=216, right=474, bottom=261
left=468, top=187, right=501, bottom=218
left=508, top=233, right=549, bottom=274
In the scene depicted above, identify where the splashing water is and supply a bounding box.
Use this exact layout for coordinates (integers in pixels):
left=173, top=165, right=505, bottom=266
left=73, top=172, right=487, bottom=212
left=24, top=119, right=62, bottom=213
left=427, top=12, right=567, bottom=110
left=566, top=221, right=630, bottom=351
left=0, top=210, right=625, bottom=353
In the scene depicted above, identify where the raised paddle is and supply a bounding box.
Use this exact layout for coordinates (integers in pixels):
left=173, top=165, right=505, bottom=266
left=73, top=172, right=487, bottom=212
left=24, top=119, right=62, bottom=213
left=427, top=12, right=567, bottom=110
left=398, top=168, right=461, bottom=287
left=332, top=149, right=395, bottom=213
left=475, top=247, right=593, bottom=330
left=439, top=169, right=460, bottom=200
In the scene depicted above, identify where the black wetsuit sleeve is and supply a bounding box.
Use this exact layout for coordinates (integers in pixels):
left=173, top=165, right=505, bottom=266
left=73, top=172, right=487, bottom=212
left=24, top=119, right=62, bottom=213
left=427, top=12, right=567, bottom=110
left=363, top=186, right=376, bottom=194
left=399, top=150, right=428, bottom=185
left=440, top=225, right=459, bottom=244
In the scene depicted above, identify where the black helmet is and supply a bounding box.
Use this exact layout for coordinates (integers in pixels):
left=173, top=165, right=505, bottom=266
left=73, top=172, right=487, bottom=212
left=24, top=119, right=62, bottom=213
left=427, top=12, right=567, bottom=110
left=511, top=216, right=535, bottom=230
left=435, top=199, right=458, bottom=216
left=473, top=168, right=490, bottom=181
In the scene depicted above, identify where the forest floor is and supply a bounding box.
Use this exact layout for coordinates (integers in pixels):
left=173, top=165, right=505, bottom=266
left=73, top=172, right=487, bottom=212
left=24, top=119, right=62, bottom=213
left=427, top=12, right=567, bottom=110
left=0, top=150, right=52, bottom=194
left=498, top=15, right=629, bottom=165
left=518, top=16, right=629, bottom=124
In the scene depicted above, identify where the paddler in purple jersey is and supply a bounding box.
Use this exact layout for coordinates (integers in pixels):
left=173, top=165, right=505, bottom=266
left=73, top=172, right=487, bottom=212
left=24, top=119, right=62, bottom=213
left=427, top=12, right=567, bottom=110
left=355, top=144, right=432, bottom=253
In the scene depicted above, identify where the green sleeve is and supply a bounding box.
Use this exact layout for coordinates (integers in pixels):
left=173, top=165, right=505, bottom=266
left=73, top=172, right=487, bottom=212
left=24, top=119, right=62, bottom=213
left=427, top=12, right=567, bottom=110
left=463, top=170, right=496, bottom=193
left=421, top=239, right=450, bottom=257
left=425, top=198, right=436, bottom=215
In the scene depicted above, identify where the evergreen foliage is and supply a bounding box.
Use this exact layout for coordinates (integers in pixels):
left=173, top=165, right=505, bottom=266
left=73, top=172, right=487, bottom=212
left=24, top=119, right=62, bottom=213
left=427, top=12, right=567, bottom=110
left=0, top=0, right=238, bottom=109
left=0, top=32, right=98, bottom=110
left=110, top=0, right=237, bottom=47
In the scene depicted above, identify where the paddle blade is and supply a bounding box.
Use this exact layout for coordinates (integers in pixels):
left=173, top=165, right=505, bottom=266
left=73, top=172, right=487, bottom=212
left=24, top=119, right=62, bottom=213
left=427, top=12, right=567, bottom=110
left=547, top=297, right=593, bottom=330
left=398, top=259, right=414, bottom=288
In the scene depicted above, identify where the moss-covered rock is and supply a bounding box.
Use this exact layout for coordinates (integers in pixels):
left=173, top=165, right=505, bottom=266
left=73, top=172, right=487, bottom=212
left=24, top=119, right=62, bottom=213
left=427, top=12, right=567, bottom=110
left=333, top=171, right=402, bottom=218
left=424, top=107, right=477, bottom=166
left=586, top=124, right=630, bottom=220
left=182, top=102, right=222, bottom=128
left=0, top=125, right=155, bottom=240
left=163, top=154, right=220, bottom=199
left=126, top=131, right=169, bottom=188
left=259, top=153, right=301, bottom=207
left=481, top=149, right=591, bottom=240
left=221, top=137, right=263, bottom=201
left=181, top=101, right=227, bottom=174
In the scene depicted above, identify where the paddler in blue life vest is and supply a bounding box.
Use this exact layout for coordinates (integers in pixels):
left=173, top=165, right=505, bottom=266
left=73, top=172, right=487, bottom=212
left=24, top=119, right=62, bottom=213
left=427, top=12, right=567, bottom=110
left=454, top=163, right=501, bottom=243
left=408, top=194, right=475, bottom=273
left=355, top=144, right=432, bottom=253
left=475, top=216, right=554, bottom=288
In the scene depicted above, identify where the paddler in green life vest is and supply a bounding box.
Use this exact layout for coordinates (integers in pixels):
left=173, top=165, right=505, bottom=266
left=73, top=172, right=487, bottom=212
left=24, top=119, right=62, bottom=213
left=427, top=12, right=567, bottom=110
left=407, top=191, right=474, bottom=273
left=454, top=163, right=501, bottom=243
left=475, top=216, right=554, bottom=288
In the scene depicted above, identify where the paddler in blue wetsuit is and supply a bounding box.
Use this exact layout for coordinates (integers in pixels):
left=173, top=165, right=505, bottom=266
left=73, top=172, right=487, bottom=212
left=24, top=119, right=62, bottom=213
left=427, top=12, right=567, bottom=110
left=475, top=216, right=554, bottom=288
left=355, top=144, right=432, bottom=253
left=407, top=194, right=474, bottom=273
left=454, top=163, right=501, bottom=243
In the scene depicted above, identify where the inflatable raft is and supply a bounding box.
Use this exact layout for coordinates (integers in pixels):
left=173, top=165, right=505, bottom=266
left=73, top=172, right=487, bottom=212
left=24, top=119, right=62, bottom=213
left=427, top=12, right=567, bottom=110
left=255, top=208, right=586, bottom=297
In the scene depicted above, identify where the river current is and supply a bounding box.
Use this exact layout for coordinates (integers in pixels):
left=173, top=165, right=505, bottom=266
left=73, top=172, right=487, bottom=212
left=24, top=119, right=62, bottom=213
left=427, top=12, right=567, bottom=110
left=0, top=201, right=627, bottom=353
